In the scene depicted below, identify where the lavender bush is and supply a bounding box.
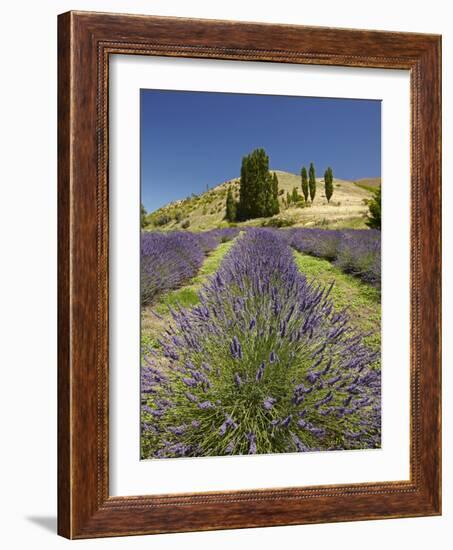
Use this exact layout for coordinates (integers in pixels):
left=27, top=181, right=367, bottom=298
left=141, top=229, right=380, bottom=459
left=334, top=230, right=381, bottom=286
left=141, top=228, right=239, bottom=305
left=290, top=228, right=381, bottom=287
left=290, top=228, right=342, bottom=260
left=196, top=228, right=239, bottom=252
left=141, top=232, right=205, bottom=306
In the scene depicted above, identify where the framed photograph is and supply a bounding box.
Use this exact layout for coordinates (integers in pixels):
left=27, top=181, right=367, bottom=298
left=58, top=11, right=441, bottom=539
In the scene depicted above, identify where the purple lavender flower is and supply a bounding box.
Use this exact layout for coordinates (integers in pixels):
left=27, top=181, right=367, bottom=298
left=182, top=377, right=197, bottom=387
left=247, top=433, right=257, bottom=454
left=281, top=415, right=292, bottom=428
left=148, top=408, right=165, bottom=417
left=343, top=395, right=353, bottom=406
left=168, top=425, right=186, bottom=435
left=219, top=414, right=238, bottom=435
left=225, top=440, right=235, bottom=454
left=306, top=371, right=320, bottom=384
left=263, top=396, right=277, bottom=410
left=185, top=392, right=198, bottom=402
left=291, top=432, right=309, bottom=452
left=198, top=400, right=215, bottom=410
left=230, top=336, right=243, bottom=359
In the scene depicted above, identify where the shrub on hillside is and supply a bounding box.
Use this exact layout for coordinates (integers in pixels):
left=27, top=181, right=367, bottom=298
left=153, top=213, right=172, bottom=227
left=261, top=217, right=295, bottom=228
left=366, top=186, right=381, bottom=229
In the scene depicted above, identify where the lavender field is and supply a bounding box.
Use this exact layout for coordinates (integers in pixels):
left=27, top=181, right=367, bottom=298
left=140, top=227, right=381, bottom=459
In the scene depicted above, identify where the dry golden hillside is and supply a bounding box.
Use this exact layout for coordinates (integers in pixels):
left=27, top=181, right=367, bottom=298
left=145, top=170, right=376, bottom=231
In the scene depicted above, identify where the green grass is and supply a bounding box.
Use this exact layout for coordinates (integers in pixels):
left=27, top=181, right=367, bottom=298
left=154, top=240, right=235, bottom=314
left=293, top=251, right=381, bottom=352
left=354, top=182, right=376, bottom=193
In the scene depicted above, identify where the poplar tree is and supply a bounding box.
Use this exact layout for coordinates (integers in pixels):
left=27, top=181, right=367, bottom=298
left=324, top=167, right=334, bottom=203
left=225, top=188, right=236, bottom=222
left=309, top=162, right=316, bottom=203
left=270, top=172, right=280, bottom=215
left=263, top=170, right=273, bottom=217
left=301, top=166, right=309, bottom=202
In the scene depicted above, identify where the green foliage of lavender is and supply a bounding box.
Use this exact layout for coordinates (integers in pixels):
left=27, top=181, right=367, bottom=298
left=141, top=229, right=380, bottom=459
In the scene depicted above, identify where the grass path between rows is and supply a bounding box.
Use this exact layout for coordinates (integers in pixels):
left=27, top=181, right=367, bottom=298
left=141, top=238, right=380, bottom=357
left=293, top=251, right=381, bottom=352
left=141, top=239, right=236, bottom=347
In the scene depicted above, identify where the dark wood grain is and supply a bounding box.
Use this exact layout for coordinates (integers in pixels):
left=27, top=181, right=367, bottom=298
left=57, top=11, right=71, bottom=538
left=57, top=10, right=442, bottom=539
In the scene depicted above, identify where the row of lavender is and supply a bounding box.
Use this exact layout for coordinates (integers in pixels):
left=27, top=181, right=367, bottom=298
left=141, top=228, right=381, bottom=459
left=141, top=228, right=239, bottom=305
left=287, top=228, right=381, bottom=287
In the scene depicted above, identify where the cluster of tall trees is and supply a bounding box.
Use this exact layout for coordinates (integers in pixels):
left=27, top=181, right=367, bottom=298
left=300, top=163, right=334, bottom=204
left=225, top=152, right=337, bottom=222
left=226, top=148, right=280, bottom=222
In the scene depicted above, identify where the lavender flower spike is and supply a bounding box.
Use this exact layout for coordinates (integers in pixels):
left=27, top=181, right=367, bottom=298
left=255, top=361, right=266, bottom=382
left=230, top=335, right=243, bottom=359
left=247, top=433, right=257, bottom=454
left=198, top=400, right=215, bottom=410
left=263, top=396, right=277, bottom=410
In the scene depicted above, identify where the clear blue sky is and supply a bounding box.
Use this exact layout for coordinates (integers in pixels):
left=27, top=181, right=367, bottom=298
left=141, top=89, right=381, bottom=213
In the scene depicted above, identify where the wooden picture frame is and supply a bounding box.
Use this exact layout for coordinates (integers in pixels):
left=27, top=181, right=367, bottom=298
left=58, top=10, right=441, bottom=539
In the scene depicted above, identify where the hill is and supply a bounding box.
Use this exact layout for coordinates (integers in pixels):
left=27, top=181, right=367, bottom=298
left=145, top=170, right=375, bottom=231
left=354, top=177, right=381, bottom=193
